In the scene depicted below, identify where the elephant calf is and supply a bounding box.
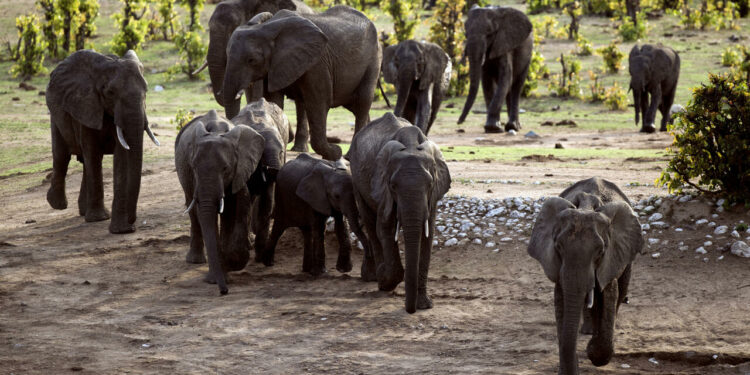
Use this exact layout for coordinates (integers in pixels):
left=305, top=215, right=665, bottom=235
left=262, top=153, right=370, bottom=276
left=528, top=177, right=645, bottom=374
left=629, top=44, right=680, bottom=133
left=175, top=110, right=265, bottom=295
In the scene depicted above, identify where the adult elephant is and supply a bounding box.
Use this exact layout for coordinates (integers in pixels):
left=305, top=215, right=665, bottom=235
left=45, top=50, right=159, bottom=234
left=201, top=0, right=314, bottom=151
left=175, top=110, right=265, bottom=295
left=528, top=177, right=645, bottom=374
left=230, top=98, right=289, bottom=263
left=629, top=44, right=680, bottom=133
left=457, top=6, right=533, bottom=133
left=382, top=40, right=452, bottom=135
left=223, top=5, right=381, bottom=161
left=349, top=113, right=451, bottom=314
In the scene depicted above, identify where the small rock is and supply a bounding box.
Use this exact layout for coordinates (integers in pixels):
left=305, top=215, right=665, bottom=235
left=696, top=247, right=707, bottom=254
left=648, top=357, right=659, bottom=365
left=678, top=195, right=691, bottom=203
left=717, top=255, right=724, bottom=261
left=485, top=241, right=496, bottom=248
left=641, top=223, right=650, bottom=231
left=703, top=257, right=709, bottom=262
left=651, top=252, right=661, bottom=259
left=704, top=241, right=713, bottom=247
left=716, top=198, right=725, bottom=207
left=648, top=238, right=660, bottom=245
left=696, top=219, right=708, bottom=225
left=500, top=237, right=512, bottom=242
left=678, top=245, right=688, bottom=251
left=24, top=219, right=36, bottom=224
left=708, top=222, right=717, bottom=227
left=507, top=129, right=517, bottom=135
left=731, top=230, right=740, bottom=238
left=524, top=131, right=540, bottom=138
left=675, top=228, right=683, bottom=232
left=444, top=238, right=458, bottom=247
left=714, top=225, right=728, bottom=235
left=730, top=241, right=750, bottom=257
left=472, top=238, right=482, bottom=245
left=154, top=85, right=164, bottom=92
left=648, top=213, right=663, bottom=221
left=644, top=205, right=655, bottom=213
left=621, top=363, right=631, bottom=369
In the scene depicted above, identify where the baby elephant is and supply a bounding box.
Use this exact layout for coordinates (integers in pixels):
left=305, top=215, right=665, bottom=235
left=528, top=177, right=645, bottom=374
left=262, top=153, right=370, bottom=276
left=175, top=110, right=265, bottom=294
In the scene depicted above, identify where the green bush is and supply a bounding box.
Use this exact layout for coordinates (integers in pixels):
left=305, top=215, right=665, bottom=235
left=166, top=0, right=206, bottom=80
left=384, top=0, right=419, bottom=43
left=37, top=0, right=60, bottom=59
left=428, top=0, right=468, bottom=97
left=618, top=14, right=648, bottom=41
left=722, top=46, right=741, bottom=66
left=603, top=81, right=628, bottom=110
left=549, top=54, right=582, bottom=98
left=11, top=14, right=48, bottom=79
left=75, top=0, right=99, bottom=50
left=532, top=16, right=567, bottom=40
left=156, top=0, right=179, bottom=40
left=657, top=72, right=750, bottom=203
left=172, top=108, right=195, bottom=130
left=597, top=41, right=624, bottom=73
left=678, top=0, right=740, bottom=30
left=575, top=34, right=593, bottom=56
left=528, top=0, right=558, bottom=14
left=522, top=48, right=549, bottom=97
left=588, top=70, right=605, bottom=101
left=110, top=0, right=148, bottom=55
left=563, top=1, right=582, bottom=40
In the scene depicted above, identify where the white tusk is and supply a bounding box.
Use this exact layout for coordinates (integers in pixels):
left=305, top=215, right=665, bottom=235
left=116, top=126, right=130, bottom=150
left=394, top=220, right=399, bottom=242
left=335, top=158, right=346, bottom=170
left=586, top=288, right=594, bottom=309
left=145, top=124, right=160, bottom=146
left=235, top=90, right=244, bottom=100
left=425, top=219, right=429, bottom=238
left=191, top=60, right=208, bottom=75
left=261, top=170, right=266, bottom=182
left=219, top=197, right=224, bottom=214
left=183, top=198, right=195, bottom=215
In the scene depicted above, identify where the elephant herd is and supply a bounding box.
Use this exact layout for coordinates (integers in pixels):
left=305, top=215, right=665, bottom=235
left=40, top=2, right=674, bottom=374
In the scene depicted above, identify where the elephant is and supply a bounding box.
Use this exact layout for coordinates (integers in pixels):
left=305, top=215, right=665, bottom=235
left=628, top=44, right=680, bottom=133
left=349, top=112, right=451, bottom=313
left=45, top=50, right=159, bottom=234
left=527, top=177, right=645, bottom=374
left=457, top=6, right=533, bottom=133
left=230, top=98, right=290, bottom=263
left=262, top=153, right=371, bottom=276
left=223, top=5, right=381, bottom=161
left=175, top=110, right=265, bottom=294
left=382, top=40, right=452, bottom=135
left=200, top=0, right=314, bottom=151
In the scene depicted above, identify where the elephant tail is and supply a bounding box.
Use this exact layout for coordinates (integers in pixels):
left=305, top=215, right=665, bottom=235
left=192, top=60, right=208, bottom=76
left=378, top=77, right=392, bottom=109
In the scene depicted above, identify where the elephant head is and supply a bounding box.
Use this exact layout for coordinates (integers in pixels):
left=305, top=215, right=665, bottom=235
left=222, top=12, right=327, bottom=119
left=205, top=0, right=299, bottom=109
left=296, top=158, right=360, bottom=230
left=371, top=121, right=451, bottom=313
left=629, top=45, right=653, bottom=127
left=458, top=6, right=532, bottom=124
left=528, top=197, right=644, bottom=373
left=180, top=111, right=265, bottom=294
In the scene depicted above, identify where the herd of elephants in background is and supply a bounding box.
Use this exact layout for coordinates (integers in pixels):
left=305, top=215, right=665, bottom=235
left=38, top=0, right=686, bottom=373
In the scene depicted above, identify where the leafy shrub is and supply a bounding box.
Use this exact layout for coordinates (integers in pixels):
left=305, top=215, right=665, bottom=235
left=575, top=34, right=593, bottom=56
left=385, top=0, right=419, bottom=43
left=563, top=1, right=582, bottom=39
left=657, top=72, right=750, bottom=203
left=588, top=70, right=606, bottom=101
left=603, top=81, right=628, bottom=110
left=428, top=0, right=468, bottom=96
left=618, top=14, right=648, bottom=41
left=166, top=0, right=207, bottom=80
left=172, top=108, right=195, bottom=130
left=37, top=0, right=60, bottom=59
left=549, top=53, right=582, bottom=98
left=75, top=0, right=99, bottom=50
left=722, top=46, right=741, bottom=66
left=678, top=0, right=740, bottom=30
left=597, top=41, right=624, bottom=73
left=156, top=0, right=179, bottom=40
left=11, top=14, right=48, bottom=79
left=532, top=16, right=567, bottom=40
left=582, top=0, right=616, bottom=15
left=110, top=0, right=149, bottom=55
left=522, top=48, right=550, bottom=97
left=528, top=0, right=558, bottom=14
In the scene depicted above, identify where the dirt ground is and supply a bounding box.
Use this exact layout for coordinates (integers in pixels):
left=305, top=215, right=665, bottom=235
left=2, top=124, right=750, bottom=374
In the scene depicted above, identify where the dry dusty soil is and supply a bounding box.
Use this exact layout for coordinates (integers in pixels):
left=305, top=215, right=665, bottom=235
left=1, top=125, right=750, bottom=374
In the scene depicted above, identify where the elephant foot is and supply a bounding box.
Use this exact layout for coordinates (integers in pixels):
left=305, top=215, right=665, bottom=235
left=360, top=256, right=377, bottom=282
left=376, top=262, right=404, bottom=291
left=336, top=255, right=353, bottom=273
left=639, top=123, right=656, bottom=133
left=203, top=271, right=230, bottom=285
left=290, top=141, right=309, bottom=153
left=417, top=291, right=433, bottom=310
left=587, top=337, right=614, bottom=367
left=109, top=217, right=135, bottom=234
left=484, top=124, right=503, bottom=134
left=659, top=125, right=668, bottom=132
left=85, top=207, right=110, bottom=223
left=78, top=202, right=86, bottom=217
left=47, top=188, right=68, bottom=210
left=505, top=121, right=521, bottom=132
left=308, top=265, right=328, bottom=277
left=186, top=248, right=207, bottom=264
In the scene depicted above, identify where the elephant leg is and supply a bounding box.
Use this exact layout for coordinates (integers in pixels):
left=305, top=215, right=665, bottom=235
left=311, top=215, right=328, bottom=276
left=639, top=92, right=654, bottom=133
left=291, top=99, right=310, bottom=152
left=253, top=187, right=274, bottom=263
left=80, top=126, right=109, bottom=222
left=486, top=56, right=513, bottom=131
left=301, top=226, right=314, bottom=273
left=262, top=218, right=285, bottom=267
left=375, top=215, right=404, bottom=291
left=645, top=86, right=662, bottom=131
left=587, top=280, right=618, bottom=367
left=660, top=86, right=676, bottom=131
left=506, top=63, right=530, bottom=131
left=425, top=84, right=444, bottom=135
left=333, top=213, right=353, bottom=273
left=400, top=96, right=418, bottom=126
left=415, top=89, right=432, bottom=134
left=616, top=263, right=632, bottom=313
left=305, top=103, right=341, bottom=161
left=481, top=63, right=501, bottom=132
left=416, top=220, right=434, bottom=310
left=47, top=121, right=70, bottom=210
left=355, top=193, right=378, bottom=282
left=77, top=163, right=87, bottom=216
left=186, top=205, right=206, bottom=264
left=351, top=62, right=378, bottom=134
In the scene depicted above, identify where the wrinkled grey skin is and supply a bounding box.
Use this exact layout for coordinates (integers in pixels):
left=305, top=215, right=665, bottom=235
left=349, top=113, right=451, bottom=314
left=457, top=6, right=533, bottom=133
left=223, top=5, right=381, bottom=161
left=628, top=44, right=680, bottom=133
left=45, top=50, right=159, bottom=234
left=528, top=177, right=645, bottom=374
left=206, top=0, right=313, bottom=151
left=382, top=40, right=451, bottom=135
left=230, top=98, right=290, bottom=264
left=175, top=110, right=265, bottom=295
left=263, top=153, right=371, bottom=276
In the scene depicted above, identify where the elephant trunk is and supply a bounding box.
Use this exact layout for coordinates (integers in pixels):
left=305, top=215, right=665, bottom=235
left=458, top=38, right=485, bottom=124
left=112, top=102, right=144, bottom=232
left=393, top=69, right=414, bottom=119
left=559, top=273, right=588, bottom=374
left=207, top=32, right=229, bottom=106
left=633, top=88, right=641, bottom=125
left=197, top=200, right=228, bottom=295
left=222, top=73, right=243, bottom=120
left=399, top=200, right=426, bottom=314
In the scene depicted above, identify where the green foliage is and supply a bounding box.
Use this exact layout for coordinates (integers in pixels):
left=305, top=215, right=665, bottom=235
left=581, top=0, right=616, bottom=15
left=522, top=42, right=550, bottom=98
left=618, top=14, right=647, bottom=41
left=383, top=0, right=420, bottom=43
left=532, top=16, right=567, bottom=40
left=563, top=1, right=582, bottom=39
left=597, top=41, right=624, bottom=73
left=180, top=0, right=204, bottom=32
left=603, top=81, right=628, bottom=110
left=172, top=108, right=195, bottom=130
left=575, top=34, right=593, bottom=56
left=678, top=0, right=740, bottom=30
left=549, top=54, right=582, bottom=98
left=657, top=73, right=750, bottom=203
left=37, top=0, right=60, bottom=59
left=722, top=46, right=741, bottom=66
left=167, top=0, right=207, bottom=80
left=527, top=0, right=558, bottom=14
left=156, top=0, right=179, bottom=40
left=75, top=0, right=99, bottom=50
left=110, top=0, right=149, bottom=55
left=428, top=0, right=468, bottom=97
left=57, top=0, right=80, bottom=55
left=588, top=70, right=606, bottom=101
left=736, top=223, right=749, bottom=232
left=11, top=14, right=48, bottom=79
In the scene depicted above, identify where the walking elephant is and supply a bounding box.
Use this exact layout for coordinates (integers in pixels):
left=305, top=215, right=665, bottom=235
left=349, top=113, right=451, bottom=313
left=200, top=0, right=314, bottom=151
left=457, top=6, right=533, bottom=133
left=382, top=40, right=451, bottom=135
left=230, top=98, right=290, bottom=263
left=528, top=177, right=645, bottom=374
left=45, top=50, right=159, bottom=234
left=629, top=44, right=680, bottom=133
left=222, top=5, right=381, bottom=161
left=175, top=110, right=266, bottom=294
left=262, top=153, right=371, bottom=276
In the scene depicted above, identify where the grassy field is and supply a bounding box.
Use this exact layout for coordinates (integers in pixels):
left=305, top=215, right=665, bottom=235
left=0, top=0, right=746, bottom=184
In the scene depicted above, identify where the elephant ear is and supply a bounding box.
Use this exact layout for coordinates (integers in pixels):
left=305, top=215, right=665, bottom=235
left=421, top=140, right=451, bottom=199
left=372, top=140, right=406, bottom=220
left=488, top=8, right=532, bottom=60
left=54, top=55, right=105, bottom=130
left=224, top=124, right=265, bottom=194
left=628, top=44, right=641, bottom=62
left=266, top=16, right=328, bottom=93
left=595, top=201, right=645, bottom=291
left=382, top=44, right=399, bottom=84
left=419, top=44, right=451, bottom=91
left=296, top=163, right=334, bottom=216
left=528, top=197, right=576, bottom=283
